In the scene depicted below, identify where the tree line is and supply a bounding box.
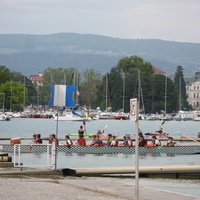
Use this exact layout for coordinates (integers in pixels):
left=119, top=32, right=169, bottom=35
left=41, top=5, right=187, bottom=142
left=0, top=56, right=190, bottom=113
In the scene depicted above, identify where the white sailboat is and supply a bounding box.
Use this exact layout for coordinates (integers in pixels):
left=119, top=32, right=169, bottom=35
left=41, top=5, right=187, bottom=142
left=53, top=110, right=92, bottom=121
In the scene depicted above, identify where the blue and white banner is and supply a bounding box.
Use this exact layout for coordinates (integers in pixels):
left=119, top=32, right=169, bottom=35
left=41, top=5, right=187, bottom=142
left=48, top=85, right=77, bottom=107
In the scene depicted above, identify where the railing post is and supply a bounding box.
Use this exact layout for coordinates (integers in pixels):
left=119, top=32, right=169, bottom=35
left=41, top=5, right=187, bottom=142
left=14, top=144, right=16, bottom=167
left=52, top=141, right=56, bottom=170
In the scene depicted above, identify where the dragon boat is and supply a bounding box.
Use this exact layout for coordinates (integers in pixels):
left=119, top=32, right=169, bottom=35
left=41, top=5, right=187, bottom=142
left=0, top=144, right=200, bottom=154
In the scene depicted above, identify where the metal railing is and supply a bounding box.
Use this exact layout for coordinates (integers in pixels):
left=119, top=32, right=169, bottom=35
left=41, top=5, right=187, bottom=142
left=13, top=143, right=54, bottom=169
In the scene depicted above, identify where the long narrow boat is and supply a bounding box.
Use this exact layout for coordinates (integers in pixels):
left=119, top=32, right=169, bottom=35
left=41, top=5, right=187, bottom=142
left=0, top=144, right=200, bottom=154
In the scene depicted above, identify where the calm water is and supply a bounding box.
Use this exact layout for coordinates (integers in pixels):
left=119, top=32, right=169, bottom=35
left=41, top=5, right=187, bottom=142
left=0, top=118, right=200, bottom=198
left=0, top=118, right=199, bottom=168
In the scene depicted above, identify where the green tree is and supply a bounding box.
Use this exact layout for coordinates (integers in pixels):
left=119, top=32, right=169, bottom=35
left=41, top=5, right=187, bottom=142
left=0, top=81, right=28, bottom=111
left=10, top=71, right=37, bottom=106
left=96, top=56, right=154, bottom=112
left=153, top=74, right=178, bottom=113
left=0, top=65, right=11, bottom=85
left=174, top=65, right=190, bottom=110
left=79, top=69, right=102, bottom=108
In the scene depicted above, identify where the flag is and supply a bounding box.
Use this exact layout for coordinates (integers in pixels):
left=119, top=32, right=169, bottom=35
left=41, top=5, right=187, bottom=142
left=77, top=90, right=80, bottom=96
left=48, top=85, right=77, bottom=107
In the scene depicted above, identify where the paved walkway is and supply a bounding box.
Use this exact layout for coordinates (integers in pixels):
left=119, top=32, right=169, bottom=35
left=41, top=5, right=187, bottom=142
left=0, top=175, right=199, bottom=200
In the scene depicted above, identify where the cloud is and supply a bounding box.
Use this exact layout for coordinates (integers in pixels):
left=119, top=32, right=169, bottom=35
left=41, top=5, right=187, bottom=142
left=0, top=0, right=200, bottom=42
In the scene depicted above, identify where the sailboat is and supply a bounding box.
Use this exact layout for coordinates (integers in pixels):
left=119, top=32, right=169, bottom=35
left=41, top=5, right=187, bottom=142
left=0, top=93, right=10, bottom=121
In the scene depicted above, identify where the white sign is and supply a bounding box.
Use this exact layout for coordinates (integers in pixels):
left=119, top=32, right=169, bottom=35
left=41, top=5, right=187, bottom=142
left=130, top=98, right=137, bottom=121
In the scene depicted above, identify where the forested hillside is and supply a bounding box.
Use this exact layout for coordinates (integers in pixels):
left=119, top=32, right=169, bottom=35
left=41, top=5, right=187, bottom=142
left=0, top=33, right=199, bottom=75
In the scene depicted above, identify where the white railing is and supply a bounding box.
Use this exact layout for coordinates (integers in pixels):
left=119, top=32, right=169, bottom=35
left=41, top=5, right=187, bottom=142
left=13, top=143, right=54, bottom=169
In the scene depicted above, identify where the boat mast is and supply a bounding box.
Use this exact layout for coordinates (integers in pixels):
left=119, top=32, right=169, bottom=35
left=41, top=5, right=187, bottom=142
left=76, top=70, right=79, bottom=105
left=10, top=79, right=12, bottom=112
left=152, top=72, right=155, bottom=111
left=179, top=77, right=181, bottom=111
left=122, top=72, right=125, bottom=112
left=106, top=73, right=108, bottom=110
left=0, top=93, right=5, bottom=113
left=24, top=76, right=26, bottom=111
left=164, top=75, right=167, bottom=113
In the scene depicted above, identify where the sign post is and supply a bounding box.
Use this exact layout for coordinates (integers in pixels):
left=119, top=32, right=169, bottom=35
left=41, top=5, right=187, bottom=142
left=130, top=98, right=139, bottom=199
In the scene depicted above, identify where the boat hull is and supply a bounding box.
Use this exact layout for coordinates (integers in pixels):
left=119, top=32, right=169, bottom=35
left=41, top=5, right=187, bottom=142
left=0, top=145, right=200, bottom=154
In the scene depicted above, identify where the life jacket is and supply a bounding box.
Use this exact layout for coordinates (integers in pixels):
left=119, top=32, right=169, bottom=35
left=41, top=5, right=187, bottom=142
left=78, top=138, right=86, bottom=146
left=115, top=140, right=119, bottom=147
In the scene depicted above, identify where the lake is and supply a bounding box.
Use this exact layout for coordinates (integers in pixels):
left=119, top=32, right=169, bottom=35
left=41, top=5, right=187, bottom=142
left=0, top=118, right=200, bottom=198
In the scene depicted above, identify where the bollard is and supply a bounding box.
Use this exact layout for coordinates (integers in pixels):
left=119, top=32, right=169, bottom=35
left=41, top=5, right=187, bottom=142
left=0, top=153, right=12, bottom=162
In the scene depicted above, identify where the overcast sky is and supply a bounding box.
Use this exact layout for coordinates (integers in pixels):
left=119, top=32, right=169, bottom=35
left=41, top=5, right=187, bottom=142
left=0, top=0, right=199, bottom=43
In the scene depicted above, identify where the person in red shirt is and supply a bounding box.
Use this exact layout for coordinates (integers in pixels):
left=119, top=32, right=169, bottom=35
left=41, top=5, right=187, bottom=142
left=77, top=134, right=86, bottom=147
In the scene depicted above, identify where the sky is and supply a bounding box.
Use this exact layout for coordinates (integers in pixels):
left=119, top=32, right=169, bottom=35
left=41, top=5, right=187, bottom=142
left=0, top=0, right=200, bottom=43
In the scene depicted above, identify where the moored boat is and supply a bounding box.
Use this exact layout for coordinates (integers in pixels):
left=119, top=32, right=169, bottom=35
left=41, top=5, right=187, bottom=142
left=0, top=144, right=200, bottom=154
left=0, top=114, right=11, bottom=121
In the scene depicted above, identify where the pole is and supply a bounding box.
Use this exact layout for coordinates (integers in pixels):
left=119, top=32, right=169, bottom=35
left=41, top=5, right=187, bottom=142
left=54, top=108, right=59, bottom=170
left=135, top=69, right=140, bottom=200
left=135, top=100, right=139, bottom=200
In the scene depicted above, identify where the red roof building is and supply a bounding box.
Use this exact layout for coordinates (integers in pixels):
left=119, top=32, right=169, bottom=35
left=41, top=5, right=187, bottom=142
left=28, top=73, right=43, bottom=86
left=153, top=67, right=165, bottom=74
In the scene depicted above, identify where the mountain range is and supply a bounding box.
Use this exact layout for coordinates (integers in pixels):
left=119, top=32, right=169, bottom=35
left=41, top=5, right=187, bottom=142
left=0, top=33, right=200, bottom=76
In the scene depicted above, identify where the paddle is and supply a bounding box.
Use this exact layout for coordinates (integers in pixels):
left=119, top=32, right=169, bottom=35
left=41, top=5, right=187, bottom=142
left=180, top=134, right=200, bottom=144
left=101, top=125, right=108, bottom=134
left=83, top=121, right=86, bottom=134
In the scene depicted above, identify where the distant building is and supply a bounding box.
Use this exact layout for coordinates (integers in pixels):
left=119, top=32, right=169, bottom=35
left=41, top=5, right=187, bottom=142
left=186, top=81, right=200, bottom=110
left=28, top=73, right=43, bottom=86
left=153, top=67, right=165, bottom=74
left=185, top=70, right=200, bottom=86
left=185, top=69, right=200, bottom=110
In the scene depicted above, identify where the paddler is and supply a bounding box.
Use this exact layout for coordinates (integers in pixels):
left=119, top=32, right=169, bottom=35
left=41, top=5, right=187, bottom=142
left=166, top=137, right=176, bottom=146
left=151, top=136, right=161, bottom=146
left=78, top=125, right=84, bottom=135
